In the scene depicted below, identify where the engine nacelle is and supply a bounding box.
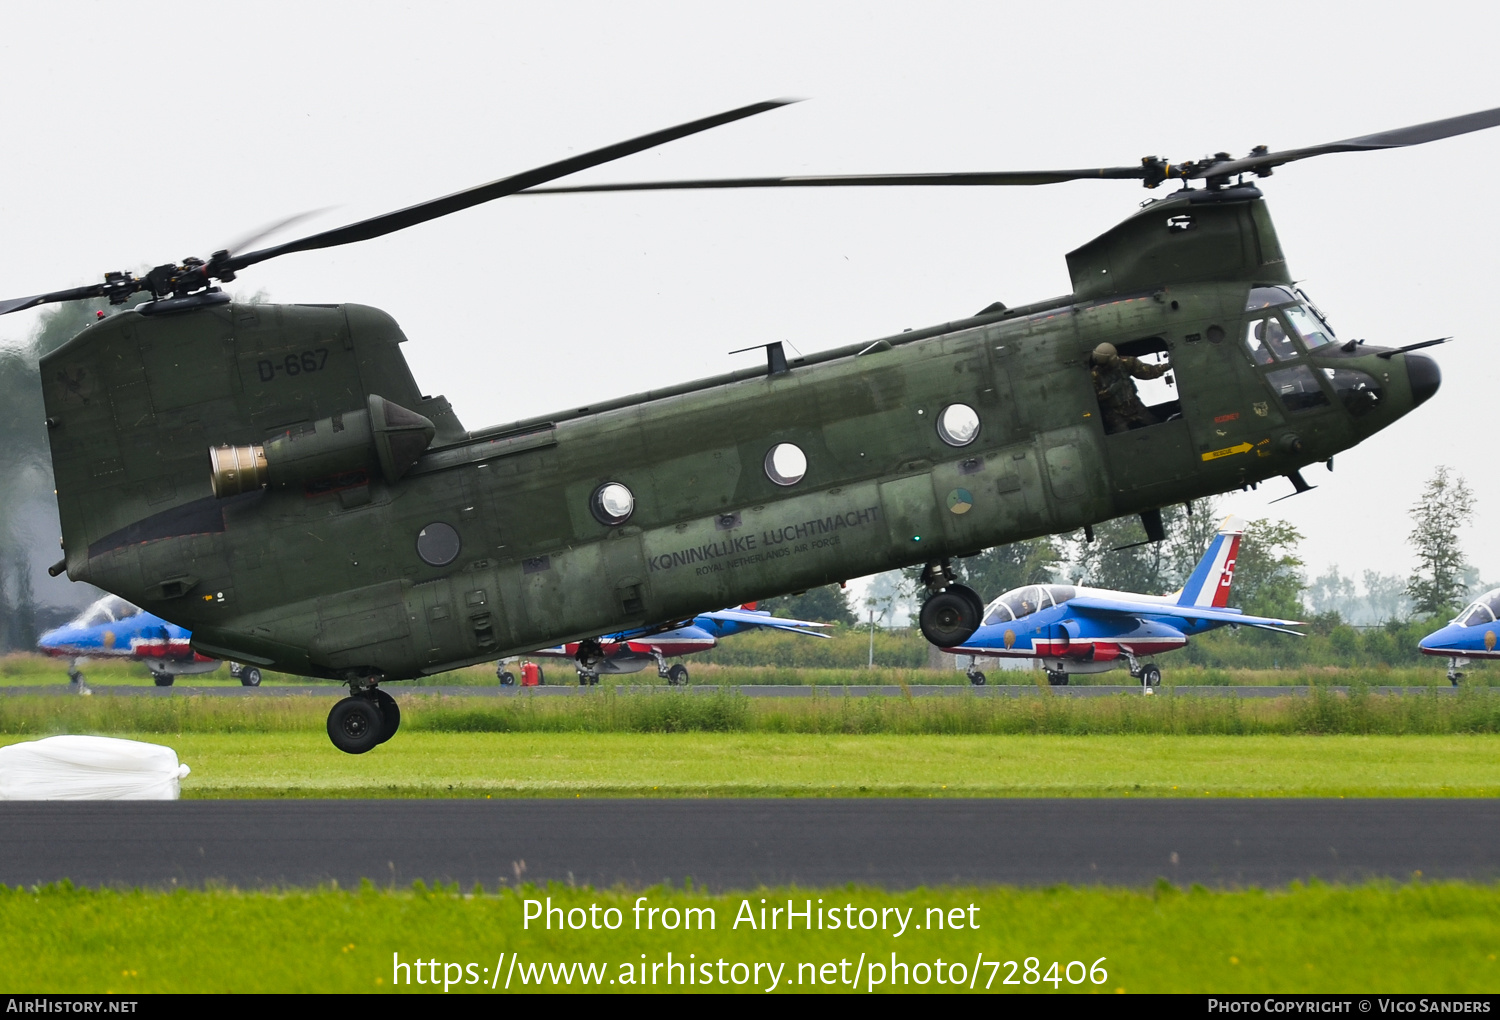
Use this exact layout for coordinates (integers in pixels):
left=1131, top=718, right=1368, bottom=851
left=209, top=394, right=435, bottom=497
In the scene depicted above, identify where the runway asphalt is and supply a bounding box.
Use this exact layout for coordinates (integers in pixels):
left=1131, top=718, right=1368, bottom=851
left=0, top=684, right=1463, bottom=698
left=1, top=799, right=1494, bottom=890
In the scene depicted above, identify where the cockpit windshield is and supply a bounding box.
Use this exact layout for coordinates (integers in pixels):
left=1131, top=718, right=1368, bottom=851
left=983, top=584, right=1068, bottom=625
left=1457, top=589, right=1500, bottom=627
left=1284, top=305, right=1336, bottom=349
left=1245, top=286, right=1296, bottom=311
left=71, top=595, right=142, bottom=629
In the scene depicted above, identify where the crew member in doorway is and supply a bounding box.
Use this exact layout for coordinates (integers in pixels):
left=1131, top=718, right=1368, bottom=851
left=1091, top=342, right=1171, bottom=433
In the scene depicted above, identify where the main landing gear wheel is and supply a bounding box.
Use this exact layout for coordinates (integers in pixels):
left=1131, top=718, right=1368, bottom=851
left=327, top=696, right=384, bottom=754
left=365, top=688, right=401, bottom=744
left=1140, top=664, right=1162, bottom=690
left=919, top=584, right=983, bottom=647
left=498, top=669, right=516, bottom=686
left=1046, top=670, right=1069, bottom=686
left=239, top=667, right=262, bottom=687
left=666, top=663, right=689, bottom=686
left=151, top=672, right=174, bottom=687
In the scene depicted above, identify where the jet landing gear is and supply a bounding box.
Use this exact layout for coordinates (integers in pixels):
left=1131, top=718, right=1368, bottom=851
left=652, top=650, right=689, bottom=686
left=917, top=560, right=983, bottom=648
left=228, top=662, right=262, bottom=686
left=327, top=677, right=400, bottom=754
left=574, top=639, right=603, bottom=687
left=1448, top=657, right=1469, bottom=686
left=67, top=658, right=91, bottom=695
left=1124, top=653, right=1162, bottom=694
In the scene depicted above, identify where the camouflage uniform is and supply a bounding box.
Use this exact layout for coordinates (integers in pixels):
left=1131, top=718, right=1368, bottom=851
left=1091, top=356, right=1170, bottom=433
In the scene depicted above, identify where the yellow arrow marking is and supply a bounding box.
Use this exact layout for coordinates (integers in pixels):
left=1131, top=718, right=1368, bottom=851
left=1201, top=441, right=1254, bottom=462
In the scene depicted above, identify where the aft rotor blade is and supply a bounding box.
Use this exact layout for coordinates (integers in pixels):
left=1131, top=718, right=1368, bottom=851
left=224, top=99, right=798, bottom=272
left=1193, top=104, right=1500, bottom=179
left=521, top=167, right=1147, bottom=194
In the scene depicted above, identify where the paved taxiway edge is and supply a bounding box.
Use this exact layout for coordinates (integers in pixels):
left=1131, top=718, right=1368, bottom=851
left=1, top=799, right=1494, bottom=891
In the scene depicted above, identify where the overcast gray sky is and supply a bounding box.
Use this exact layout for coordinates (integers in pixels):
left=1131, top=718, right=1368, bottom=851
left=1, top=0, right=1494, bottom=596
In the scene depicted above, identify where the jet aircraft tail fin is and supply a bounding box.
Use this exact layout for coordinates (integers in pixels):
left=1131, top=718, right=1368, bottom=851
left=1176, top=516, right=1247, bottom=608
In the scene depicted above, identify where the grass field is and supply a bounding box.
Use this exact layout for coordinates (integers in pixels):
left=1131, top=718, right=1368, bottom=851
left=5, top=686, right=1500, bottom=737
left=2, top=652, right=1478, bottom=688
left=0, top=731, right=1491, bottom=798
left=2, top=687, right=1499, bottom=797
left=3, top=881, right=1496, bottom=993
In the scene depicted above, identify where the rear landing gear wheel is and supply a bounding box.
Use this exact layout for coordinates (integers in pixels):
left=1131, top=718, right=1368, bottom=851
left=239, top=667, right=262, bottom=687
left=152, top=672, right=174, bottom=687
left=666, top=664, right=689, bottom=686
left=498, top=670, right=516, bottom=686
left=365, top=689, right=401, bottom=744
left=327, top=697, right=384, bottom=755
left=919, top=585, right=983, bottom=647
left=1046, top=670, right=1069, bottom=686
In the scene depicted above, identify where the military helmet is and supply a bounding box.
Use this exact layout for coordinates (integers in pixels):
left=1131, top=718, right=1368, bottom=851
left=1092, top=342, right=1118, bottom=365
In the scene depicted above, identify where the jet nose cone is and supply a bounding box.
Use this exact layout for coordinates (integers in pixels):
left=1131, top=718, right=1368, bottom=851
left=1419, top=625, right=1457, bottom=652
left=1407, top=353, right=1441, bottom=407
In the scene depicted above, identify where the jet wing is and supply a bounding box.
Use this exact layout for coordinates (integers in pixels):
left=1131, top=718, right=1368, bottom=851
left=1066, top=596, right=1305, bottom=636
left=598, top=608, right=832, bottom=644
left=698, top=608, right=833, bottom=636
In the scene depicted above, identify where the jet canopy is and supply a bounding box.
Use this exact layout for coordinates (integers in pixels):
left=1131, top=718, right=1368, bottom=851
left=982, top=585, right=1078, bottom=625
left=69, top=595, right=142, bottom=629
left=1454, top=589, right=1500, bottom=628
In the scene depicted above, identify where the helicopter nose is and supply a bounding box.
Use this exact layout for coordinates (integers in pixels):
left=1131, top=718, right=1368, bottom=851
left=1407, top=353, right=1441, bottom=407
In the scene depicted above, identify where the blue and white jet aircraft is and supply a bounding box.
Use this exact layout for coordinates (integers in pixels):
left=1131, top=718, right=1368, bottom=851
left=945, top=517, right=1303, bottom=689
left=522, top=604, right=831, bottom=685
left=1418, top=588, right=1500, bottom=684
left=37, top=594, right=241, bottom=686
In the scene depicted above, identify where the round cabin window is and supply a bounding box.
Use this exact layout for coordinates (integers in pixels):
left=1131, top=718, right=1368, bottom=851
left=936, top=403, right=981, bottom=446
left=764, top=443, right=807, bottom=486
left=591, top=482, right=635, bottom=525
left=416, top=522, right=461, bottom=566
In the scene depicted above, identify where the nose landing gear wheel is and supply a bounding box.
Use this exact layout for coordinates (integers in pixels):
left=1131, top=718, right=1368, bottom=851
left=327, top=696, right=385, bottom=754
left=498, top=670, right=516, bottom=686
left=967, top=670, right=986, bottom=686
left=1140, top=665, right=1162, bottom=690
left=666, top=664, right=689, bottom=686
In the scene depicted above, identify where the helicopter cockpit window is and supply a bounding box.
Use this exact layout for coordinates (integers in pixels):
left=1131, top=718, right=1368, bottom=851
left=1285, top=305, right=1336, bottom=349
left=1265, top=364, right=1331, bottom=414
left=1322, top=367, right=1382, bottom=416
left=1244, top=319, right=1299, bottom=365
left=1245, top=286, right=1296, bottom=311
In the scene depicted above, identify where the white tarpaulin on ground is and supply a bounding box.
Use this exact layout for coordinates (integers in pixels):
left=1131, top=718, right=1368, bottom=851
left=0, top=736, right=190, bottom=800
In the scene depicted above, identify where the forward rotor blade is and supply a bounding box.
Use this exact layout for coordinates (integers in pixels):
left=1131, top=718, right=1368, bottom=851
left=521, top=167, right=1147, bottom=194
left=220, top=207, right=335, bottom=258
left=224, top=99, right=797, bottom=272
left=0, top=283, right=114, bottom=317
left=1191, top=104, right=1500, bottom=179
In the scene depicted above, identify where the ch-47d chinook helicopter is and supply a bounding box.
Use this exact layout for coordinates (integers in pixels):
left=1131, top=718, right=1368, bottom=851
left=12, top=100, right=1491, bottom=752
